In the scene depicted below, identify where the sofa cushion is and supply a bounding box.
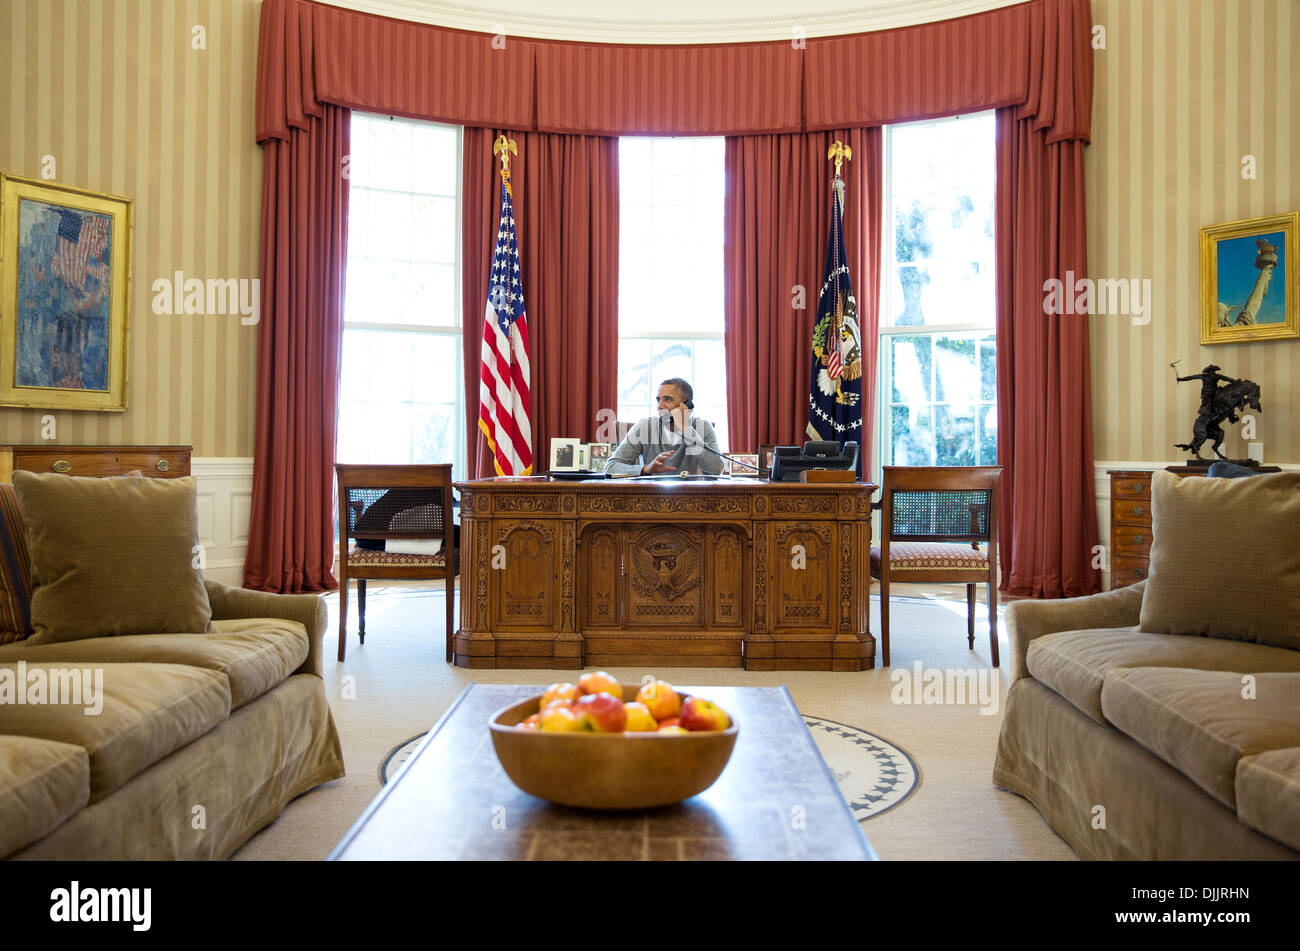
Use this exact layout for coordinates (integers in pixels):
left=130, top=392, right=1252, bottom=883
left=1100, top=668, right=1300, bottom=808
left=0, top=620, right=310, bottom=710
left=0, top=662, right=230, bottom=801
left=1139, top=469, right=1300, bottom=650
left=0, top=484, right=34, bottom=645
left=13, top=471, right=211, bottom=644
left=0, top=735, right=89, bottom=858
left=1235, top=748, right=1300, bottom=852
left=1026, top=627, right=1300, bottom=725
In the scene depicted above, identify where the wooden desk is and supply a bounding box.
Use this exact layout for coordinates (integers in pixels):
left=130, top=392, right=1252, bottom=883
left=454, top=476, right=877, bottom=671
left=330, top=683, right=878, bottom=861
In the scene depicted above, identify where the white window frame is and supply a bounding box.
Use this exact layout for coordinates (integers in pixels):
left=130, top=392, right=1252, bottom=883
left=616, top=137, right=728, bottom=449
left=339, top=114, right=467, bottom=481
left=874, top=111, right=997, bottom=487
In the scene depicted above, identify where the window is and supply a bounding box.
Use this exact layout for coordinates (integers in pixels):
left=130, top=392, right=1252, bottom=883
left=879, top=113, right=996, bottom=472
left=338, top=113, right=466, bottom=481
left=617, top=137, right=729, bottom=450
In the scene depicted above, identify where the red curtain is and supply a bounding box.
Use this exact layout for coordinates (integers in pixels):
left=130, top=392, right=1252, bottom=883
left=723, top=128, right=882, bottom=453
left=994, top=107, right=1099, bottom=598
left=243, top=106, right=350, bottom=592
left=257, top=0, right=1092, bottom=142
left=461, top=128, right=620, bottom=478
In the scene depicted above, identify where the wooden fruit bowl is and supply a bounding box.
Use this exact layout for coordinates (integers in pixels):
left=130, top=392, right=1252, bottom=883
left=488, top=685, right=739, bottom=810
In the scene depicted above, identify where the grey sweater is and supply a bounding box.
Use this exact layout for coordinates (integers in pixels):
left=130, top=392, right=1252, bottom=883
left=603, top=416, right=724, bottom=476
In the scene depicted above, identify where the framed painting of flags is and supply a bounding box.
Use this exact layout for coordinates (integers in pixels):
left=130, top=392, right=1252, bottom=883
left=0, top=174, right=131, bottom=411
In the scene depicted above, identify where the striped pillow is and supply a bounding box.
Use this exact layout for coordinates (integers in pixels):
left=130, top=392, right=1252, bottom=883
left=0, top=483, right=34, bottom=644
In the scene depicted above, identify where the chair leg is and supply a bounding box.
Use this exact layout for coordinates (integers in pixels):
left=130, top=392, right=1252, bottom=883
left=357, top=579, right=367, bottom=644
left=445, top=572, right=455, bottom=664
left=337, top=578, right=348, bottom=662
left=988, top=576, right=1000, bottom=668
left=879, top=573, right=891, bottom=668
left=966, top=583, right=976, bottom=649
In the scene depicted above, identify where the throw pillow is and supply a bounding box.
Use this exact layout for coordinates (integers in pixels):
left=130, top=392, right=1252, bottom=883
left=0, top=483, right=34, bottom=644
left=13, top=471, right=211, bottom=643
left=1139, top=469, right=1300, bottom=650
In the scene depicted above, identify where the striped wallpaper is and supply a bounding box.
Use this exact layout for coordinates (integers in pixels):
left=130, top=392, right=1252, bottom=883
left=3, top=0, right=1294, bottom=463
left=1087, top=0, right=1299, bottom=464
left=0, top=0, right=262, bottom=457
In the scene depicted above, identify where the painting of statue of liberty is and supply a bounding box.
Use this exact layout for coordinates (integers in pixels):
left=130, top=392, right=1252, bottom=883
left=1201, top=212, right=1299, bottom=345
left=0, top=174, right=131, bottom=411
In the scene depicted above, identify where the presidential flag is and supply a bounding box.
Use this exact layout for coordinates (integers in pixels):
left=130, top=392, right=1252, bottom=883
left=477, top=159, right=533, bottom=476
left=50, top=209, right=110, bottom=293
left=807, top=174, right=863, bottom=444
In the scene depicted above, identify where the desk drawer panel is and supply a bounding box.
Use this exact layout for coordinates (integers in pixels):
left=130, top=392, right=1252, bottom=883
left=12, top=449, right=191, bottom=478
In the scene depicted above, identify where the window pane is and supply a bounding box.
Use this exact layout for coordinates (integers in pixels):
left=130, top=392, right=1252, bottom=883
left=410, top=195, right=456, bottom=264
left=935, top=404, right=977, bottom=466
left=890, top=335, right=932, bottom=403
left=980, top=333, right=997, bottom=401
left=411, top=123, right=458, bottom=196
left=934, top=335, right=978, bottom=405
left=891, top=405, right=933, bottom=466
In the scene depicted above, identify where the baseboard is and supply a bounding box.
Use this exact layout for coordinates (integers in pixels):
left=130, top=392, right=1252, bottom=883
left=193, top=457, right=253, bottom=587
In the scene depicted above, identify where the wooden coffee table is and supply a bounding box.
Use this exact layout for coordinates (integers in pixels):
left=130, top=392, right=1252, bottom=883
left=330, top=684, right=877, bottom=860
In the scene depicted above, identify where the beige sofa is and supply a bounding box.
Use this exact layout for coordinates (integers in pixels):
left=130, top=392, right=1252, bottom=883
left=994, top=580, right=1300, bottom=859
left=0, top=581, right=344, bottom=860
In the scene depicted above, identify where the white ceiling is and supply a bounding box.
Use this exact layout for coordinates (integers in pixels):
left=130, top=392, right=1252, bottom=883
left=313, top=0, right=1026, bottom=43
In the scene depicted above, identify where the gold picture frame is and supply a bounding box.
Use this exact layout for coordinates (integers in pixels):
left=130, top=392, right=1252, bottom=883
left=1200, top=211, right=1298, bottom=345
left=0, top=173, right=132, bottom=411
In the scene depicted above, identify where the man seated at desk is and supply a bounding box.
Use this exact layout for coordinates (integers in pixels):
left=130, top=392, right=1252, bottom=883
left=604, top=378, right=724, bottom=476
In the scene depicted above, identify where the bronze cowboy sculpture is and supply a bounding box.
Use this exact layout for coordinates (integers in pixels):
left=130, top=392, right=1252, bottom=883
left=1172, top=362, right=1262, bottom=461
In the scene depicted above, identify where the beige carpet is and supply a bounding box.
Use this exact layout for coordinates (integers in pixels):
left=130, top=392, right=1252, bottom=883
left=232, top=581, right=1076, bottom=861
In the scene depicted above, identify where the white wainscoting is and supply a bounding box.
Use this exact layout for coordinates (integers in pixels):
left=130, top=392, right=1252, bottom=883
left=193, top=458, right=254, bottom=587
left=1093, top=460, right=1299, bottom=590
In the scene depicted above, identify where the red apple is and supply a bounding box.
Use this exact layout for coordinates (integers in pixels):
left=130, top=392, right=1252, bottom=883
left=656, top=718, right=681, bottom=730
left=540, top=682, right=578, bottom=711
left=680, top=697, right=729, bottom=731
left=577, top=671, right=623, bottom=701
left=521, top=714, right=541, bottom=729
left=636, top=680, right=681, bottom=721
left=574, top=692, right=627, bottom=732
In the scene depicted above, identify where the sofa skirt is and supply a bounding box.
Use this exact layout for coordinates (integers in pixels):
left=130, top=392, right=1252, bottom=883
left=11, top=674, right=345, bottom=860
left=993, top=677, right=1296, bottom=860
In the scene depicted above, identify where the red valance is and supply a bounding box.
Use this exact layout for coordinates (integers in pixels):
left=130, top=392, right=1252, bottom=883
left=257, top=0, right=1093, bottom=143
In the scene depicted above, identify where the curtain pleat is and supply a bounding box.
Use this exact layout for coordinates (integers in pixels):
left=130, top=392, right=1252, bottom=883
left=723, top=128, right=882, bottom=455
left=244, top=106, right=350, bottom=593
left=461, top=128, right=620, bottom=478
left=994, top=107, right=1100, bottom=598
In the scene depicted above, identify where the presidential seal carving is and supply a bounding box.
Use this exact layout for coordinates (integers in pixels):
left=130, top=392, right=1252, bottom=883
left=632, top=541, right=700, bottom=602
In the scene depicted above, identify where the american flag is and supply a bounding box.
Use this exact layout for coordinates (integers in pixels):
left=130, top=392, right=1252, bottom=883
left=477, top=170, right=533, bottom=476
left=50, top=209, right=110, bottom=292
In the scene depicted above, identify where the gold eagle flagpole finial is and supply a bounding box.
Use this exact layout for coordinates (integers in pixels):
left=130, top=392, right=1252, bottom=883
left=493, top=135, right=518, bottom=189
left=827, top=140, right=852, bottom=179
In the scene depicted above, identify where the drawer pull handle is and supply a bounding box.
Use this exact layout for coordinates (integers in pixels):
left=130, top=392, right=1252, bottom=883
left=1134, top=568, right=1146, bottom=579
left=155, top=459, right=170, bottom=472
left=51, top=460, right=72, bottom=473
left=1133, top=535, right=1145, bottom=545
left=1132, top=482, right=1143, bottom=492
left=1132, top=506, right=1145, bottom=517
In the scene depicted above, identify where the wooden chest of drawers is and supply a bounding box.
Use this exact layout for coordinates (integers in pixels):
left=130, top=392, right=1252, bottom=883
left=0, top=445, right=192, bottom=481
left=1108, top=470, right=1155, bottom=588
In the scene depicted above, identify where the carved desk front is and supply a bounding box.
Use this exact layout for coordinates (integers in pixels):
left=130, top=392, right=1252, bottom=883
left=454, top=477, right=877, bottom=671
